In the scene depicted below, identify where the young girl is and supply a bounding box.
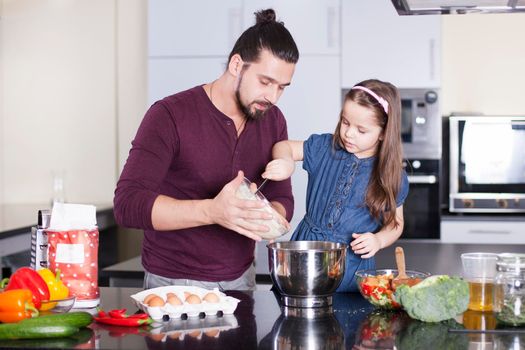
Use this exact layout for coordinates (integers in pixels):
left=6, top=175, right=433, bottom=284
left=262, top=79, right=409, bottom=292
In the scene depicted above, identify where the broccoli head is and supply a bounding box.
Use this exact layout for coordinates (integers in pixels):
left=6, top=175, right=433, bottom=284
left=394, top=275, right=469, bottom=322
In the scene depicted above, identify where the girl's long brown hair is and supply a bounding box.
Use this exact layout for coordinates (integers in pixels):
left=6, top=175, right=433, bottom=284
left=333, top=79, right=403, bottom=228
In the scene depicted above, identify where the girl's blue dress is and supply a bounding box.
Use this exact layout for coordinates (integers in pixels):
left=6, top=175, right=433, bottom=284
left=290, top=134, right=409, bottom=292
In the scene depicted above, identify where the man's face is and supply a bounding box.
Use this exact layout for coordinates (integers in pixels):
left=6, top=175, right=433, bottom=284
left=234, top=50, right=295, bottom=120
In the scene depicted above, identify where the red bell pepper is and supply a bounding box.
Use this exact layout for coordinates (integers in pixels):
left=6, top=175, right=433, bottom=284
left=0, top=267, right=50, bottom=310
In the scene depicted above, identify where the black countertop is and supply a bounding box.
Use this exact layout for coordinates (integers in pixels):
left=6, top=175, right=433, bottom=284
left=101, top=240, right=525, bottom=287
left=0, top=203, right=114, bottom=239
left=0, top=287, right=523, bottom=350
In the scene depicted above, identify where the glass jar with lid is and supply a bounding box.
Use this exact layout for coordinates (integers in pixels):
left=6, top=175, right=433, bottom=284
left=493, top=253, right=525, bottom=326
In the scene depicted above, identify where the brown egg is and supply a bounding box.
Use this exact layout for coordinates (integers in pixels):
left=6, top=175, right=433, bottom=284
left=188, top=330, right=201, bottom=338
left=168, top=331, right=182, bottom=340
left=148, top=333, right=165, bottom=341
left=185, top=294, right=202, bottom=304
left=143, top=293, right=159, bottom=305
left=167, top=294, right=183, bottom=306
left=205, top=328, right=220, bottom=337
left=203, top=292, right=220, bottom=303
left=147, top=295, right=165, bottom=307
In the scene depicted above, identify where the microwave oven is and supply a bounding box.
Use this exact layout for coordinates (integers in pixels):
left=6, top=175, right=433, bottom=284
left=399, top=88, right=441, bottom=160
left=449, top=116, right=525, bottom=213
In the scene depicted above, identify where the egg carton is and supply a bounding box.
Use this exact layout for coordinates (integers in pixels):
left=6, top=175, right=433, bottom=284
left=130, top=286, right=241, bottom=321
left=147, top=314, right=239, bottom=342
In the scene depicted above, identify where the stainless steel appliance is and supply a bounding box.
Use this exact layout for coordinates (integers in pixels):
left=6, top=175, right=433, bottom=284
left=391, top=0, right=525, bottom=15
left=399, top=88, right=442, bottom=239
left=449, top=116, right=525, bottom=213
left=399, top=88, right=441, bottom=159
left=402, top=159, right=441, bottom=239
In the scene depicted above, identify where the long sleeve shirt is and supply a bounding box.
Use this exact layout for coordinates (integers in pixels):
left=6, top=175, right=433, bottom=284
left=114, top=86, right=294, bottom=281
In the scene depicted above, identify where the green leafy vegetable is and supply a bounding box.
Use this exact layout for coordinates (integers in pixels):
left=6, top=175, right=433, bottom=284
left=495, top=295, right=525, bottom=326
left=394, top=275, right=469, bottom=322
left=395, top=319, right=468, bottom=350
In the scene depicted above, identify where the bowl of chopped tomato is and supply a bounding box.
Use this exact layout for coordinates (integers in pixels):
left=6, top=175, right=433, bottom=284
left=355, top=269, right=430, bottom=309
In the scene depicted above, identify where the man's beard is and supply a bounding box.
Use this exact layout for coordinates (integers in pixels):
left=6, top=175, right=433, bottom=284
left=235, top=76, right=272, bottom=121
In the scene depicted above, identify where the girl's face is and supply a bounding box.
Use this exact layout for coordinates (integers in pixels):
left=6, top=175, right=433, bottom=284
left=339, top=100, right=384, bottom=158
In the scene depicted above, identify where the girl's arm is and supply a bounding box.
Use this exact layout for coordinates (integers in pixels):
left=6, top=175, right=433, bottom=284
left=262, top=140, right=304, bottom=181
left=350, top=205, right=405, bottom=259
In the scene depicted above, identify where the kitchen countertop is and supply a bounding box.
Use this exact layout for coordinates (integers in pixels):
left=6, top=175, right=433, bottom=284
left=101, top=240, right=525, bottom=287
left=0, top=203, right=118, bottom=272
left=0, top=203, right=114, bottom=239
left=0, top=287, right=522, bottom=349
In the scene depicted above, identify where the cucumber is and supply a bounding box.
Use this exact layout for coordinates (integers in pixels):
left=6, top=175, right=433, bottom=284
left=0, top=336, right=79, bottom=348
left=19, top=311, right=93, bottom=328
left=68, top=327, right=94, bottom=343
left=0, top=324, right=79, bottom=340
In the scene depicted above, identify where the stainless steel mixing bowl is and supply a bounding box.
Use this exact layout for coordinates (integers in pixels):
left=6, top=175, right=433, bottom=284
left=267, top=241, right=347, bottom=307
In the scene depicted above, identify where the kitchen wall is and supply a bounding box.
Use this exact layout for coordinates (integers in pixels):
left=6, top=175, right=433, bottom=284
left=0, top=2, right=4, bottom=204
left=0, top=0, right=147, bottom=260
left=442, top=14, right=525, bottom=115
left=0, top=0, right=147, bottom=206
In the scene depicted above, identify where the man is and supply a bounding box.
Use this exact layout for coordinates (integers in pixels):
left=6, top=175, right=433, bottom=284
left=114, top=9, right=299, bottom=290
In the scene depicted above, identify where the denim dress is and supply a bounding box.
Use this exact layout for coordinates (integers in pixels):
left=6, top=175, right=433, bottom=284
left=291, top=134, right=409, bottom=292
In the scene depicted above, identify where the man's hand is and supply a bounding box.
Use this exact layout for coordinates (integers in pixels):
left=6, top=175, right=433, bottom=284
left=261, top=158, right=295, bottom=181
left=206, top=171, right=274, bottom=241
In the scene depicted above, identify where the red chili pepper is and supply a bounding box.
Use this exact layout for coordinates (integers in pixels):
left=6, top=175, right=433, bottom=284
left=0, top=267, right=50, bottom=310
left=97, top=309, right=108, bottom=318
left=128, top=313, right=149, bottom=320
left=94, top=316, right=152, bottom=327
left=97, top=324, right=151, bottom=337
left=108, top=309, right=127, bottom=319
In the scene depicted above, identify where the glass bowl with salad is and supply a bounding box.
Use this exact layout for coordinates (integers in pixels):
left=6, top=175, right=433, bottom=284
left=356, top=269, right=430, bottom=309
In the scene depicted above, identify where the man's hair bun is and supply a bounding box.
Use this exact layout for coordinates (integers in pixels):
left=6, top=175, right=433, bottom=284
left=255, top=9, right=277, bottom=25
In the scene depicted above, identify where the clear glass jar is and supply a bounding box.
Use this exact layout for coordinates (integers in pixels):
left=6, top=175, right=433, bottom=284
left=493, top=253, right=525, bottom=326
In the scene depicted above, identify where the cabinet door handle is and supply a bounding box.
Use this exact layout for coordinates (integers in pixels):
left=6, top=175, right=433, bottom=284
left=468, top=230, right=511, bottom=235
left=228, top=8, right=242, bottom=49
left=429, top=38, right=435, bottom=81
left=326, top=6, right=337, bottom=49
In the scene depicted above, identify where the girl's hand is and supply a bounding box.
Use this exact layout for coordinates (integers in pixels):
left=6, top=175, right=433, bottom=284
left=350, top=232, right=382, bottom=259
left=261, top=158, right=295, bottom=181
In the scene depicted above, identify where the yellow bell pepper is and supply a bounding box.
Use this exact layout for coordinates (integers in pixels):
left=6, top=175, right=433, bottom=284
left=37, top=268, right=69, bottom=311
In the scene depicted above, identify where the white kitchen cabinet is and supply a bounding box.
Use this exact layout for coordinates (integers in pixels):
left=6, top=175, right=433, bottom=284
left=275, top=56, right=341, bottom=234
left=441, top=217, right=525, bottom=244
left=243, top=0, right=340, bottom=56
left=342, top=0, right=441, bottom=88
left=148, top=0, right=243, bottom=57
left=148, top=57, right=227, bottom=105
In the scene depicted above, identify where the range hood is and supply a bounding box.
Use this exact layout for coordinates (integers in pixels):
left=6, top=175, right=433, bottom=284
left=391, top=0, right=525, bottom=15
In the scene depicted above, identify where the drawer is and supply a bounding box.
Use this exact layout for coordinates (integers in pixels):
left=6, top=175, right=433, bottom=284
left=441, top=220, right=525, bottom=244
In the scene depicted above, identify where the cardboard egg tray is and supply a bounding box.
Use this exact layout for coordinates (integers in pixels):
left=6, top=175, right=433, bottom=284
left=130, top=286, right=241, bottom=321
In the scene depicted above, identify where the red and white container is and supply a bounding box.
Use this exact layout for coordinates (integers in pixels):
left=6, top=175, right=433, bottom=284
left=46, top=203, right=100, bottom=308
